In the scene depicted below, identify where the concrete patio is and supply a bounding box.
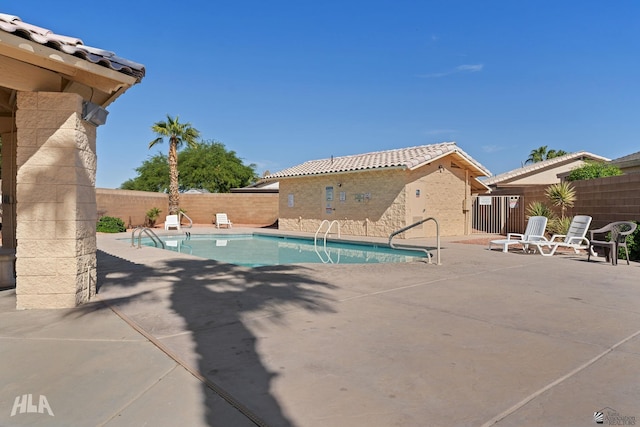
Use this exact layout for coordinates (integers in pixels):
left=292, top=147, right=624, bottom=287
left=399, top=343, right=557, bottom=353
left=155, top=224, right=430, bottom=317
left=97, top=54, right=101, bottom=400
left=1, top=227, right=639, bottom=426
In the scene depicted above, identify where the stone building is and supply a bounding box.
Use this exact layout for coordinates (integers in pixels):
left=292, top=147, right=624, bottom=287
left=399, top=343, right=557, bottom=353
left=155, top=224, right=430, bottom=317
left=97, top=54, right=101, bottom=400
left=263, top=142, right=491, bottom=238
left=0, top=14, right=144, bottom=308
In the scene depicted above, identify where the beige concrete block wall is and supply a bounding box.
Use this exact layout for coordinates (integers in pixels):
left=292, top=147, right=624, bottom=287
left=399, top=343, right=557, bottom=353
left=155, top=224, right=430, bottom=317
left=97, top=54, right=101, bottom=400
left=180, top=193, right=278, bottom=226
left=278, top=170, right=408, bottom=237
left=15, top=92, right=97, bottom=309
left=96, top=189, right=278, bottom=227
left=405, top=163, right=469, bottom=237
left=97, top=189, right=169, bottom=227
left=278, top=161, right=473, bottom=238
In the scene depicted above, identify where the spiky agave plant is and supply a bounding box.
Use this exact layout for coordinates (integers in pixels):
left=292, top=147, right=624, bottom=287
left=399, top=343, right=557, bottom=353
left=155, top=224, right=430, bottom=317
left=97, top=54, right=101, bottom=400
left=525, top=201, right=556, bottom=220
left=545, top=181, right=576, bottom=219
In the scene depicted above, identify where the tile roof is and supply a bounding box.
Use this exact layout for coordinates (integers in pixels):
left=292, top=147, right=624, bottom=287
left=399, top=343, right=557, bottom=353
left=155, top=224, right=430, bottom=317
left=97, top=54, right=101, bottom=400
left=482, top=151, right=609, bottom=185
left=0, top=13, right=145, bottom=81
left=264, top=142, right=491, bottom=179
left=610, top=150, right=640, bottom=164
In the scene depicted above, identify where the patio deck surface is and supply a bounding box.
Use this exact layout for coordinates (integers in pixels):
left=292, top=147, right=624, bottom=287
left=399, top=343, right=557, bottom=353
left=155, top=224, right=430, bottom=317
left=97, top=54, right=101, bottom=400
left=1, top=227, right=639, bottom=427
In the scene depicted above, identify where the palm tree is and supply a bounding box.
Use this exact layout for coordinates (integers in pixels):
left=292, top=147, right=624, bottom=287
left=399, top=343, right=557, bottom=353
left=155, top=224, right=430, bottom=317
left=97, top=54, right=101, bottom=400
left=526, top=146, right=569, bottom=164
left=546, top=149, right=568, bottom=159
left=525, top=146, right=548, bottom=164
left=149, top=115, right=200, bottom=215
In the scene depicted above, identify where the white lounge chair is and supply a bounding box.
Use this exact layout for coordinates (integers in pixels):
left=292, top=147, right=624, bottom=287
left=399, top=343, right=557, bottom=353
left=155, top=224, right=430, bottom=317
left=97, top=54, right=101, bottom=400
left=164, top=214, right=180, bottom=231
left=529, top=215, right=592, bottom=257
left=215, top=213, right=233, bottom=229
left=489, top=216, right=548, bottom=253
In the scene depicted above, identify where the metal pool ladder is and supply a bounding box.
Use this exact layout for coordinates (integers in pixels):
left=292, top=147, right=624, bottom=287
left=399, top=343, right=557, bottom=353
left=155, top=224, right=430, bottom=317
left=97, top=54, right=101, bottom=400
left=314, top=220, right=341, bottom=247
left=180, top=212, right=193, bottom=228
left=388, top=217, right=441, bottom=265
left=131, top=227, right=165, bottom=249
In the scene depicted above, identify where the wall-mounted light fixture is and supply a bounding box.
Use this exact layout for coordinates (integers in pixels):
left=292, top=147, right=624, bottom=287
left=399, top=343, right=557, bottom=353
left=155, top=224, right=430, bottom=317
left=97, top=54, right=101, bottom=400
left=438, top=164, right=444, bottom=173
left=82, top=101, right=109, bottom=126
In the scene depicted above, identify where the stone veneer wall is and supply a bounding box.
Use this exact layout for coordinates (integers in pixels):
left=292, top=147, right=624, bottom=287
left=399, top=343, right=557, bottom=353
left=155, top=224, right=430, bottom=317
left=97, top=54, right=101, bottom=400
left=404, top=162, right=470, bottom=237
left=277, top=169, right=406, bottom=237
left=277, top=163, right=470, bottom=238
left=15, top=92, right=96, bottom=309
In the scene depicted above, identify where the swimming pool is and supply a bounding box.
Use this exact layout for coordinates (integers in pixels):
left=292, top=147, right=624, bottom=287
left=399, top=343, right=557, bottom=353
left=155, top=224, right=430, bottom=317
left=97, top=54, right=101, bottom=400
left=138, top=234, right=426, bottom=267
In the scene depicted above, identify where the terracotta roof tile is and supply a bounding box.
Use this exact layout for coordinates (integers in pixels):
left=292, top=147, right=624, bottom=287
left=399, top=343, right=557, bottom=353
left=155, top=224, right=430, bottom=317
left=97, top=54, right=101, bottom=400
left=0, top=13, right=145, bottom=81
left=265, top=142, right=491, bottom=179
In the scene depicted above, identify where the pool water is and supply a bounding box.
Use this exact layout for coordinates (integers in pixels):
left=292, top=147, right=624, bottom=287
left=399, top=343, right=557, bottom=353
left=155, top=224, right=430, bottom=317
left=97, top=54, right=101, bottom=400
left=140, top=234, right=426, bottom=267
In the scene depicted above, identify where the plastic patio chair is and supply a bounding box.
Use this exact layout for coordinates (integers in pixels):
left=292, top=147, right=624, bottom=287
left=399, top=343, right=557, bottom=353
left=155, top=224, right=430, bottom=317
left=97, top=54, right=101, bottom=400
left=488, top=216, right=548, bottom=253
left=587, top=221, right=637, bottom=265
left=164, top=214, right=180, bottom=231
left=215, top=213, right=233, bottom=229
left=529, top=215, right=592, bottom=257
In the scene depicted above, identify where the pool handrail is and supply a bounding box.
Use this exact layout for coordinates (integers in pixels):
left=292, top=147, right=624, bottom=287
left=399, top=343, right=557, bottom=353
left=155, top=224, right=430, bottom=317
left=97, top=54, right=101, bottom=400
left=180, top=212, right=193, bottom=229
left=314, top=220, right=341, bottom=248
left=131, top=226, right=165, bottom=249
left=388, top=217, right=441, bottom=265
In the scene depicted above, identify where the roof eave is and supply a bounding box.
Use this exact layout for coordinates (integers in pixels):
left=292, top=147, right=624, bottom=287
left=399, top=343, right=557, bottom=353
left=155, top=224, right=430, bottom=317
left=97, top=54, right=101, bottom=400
left=0, top=31, right=139, bottom=107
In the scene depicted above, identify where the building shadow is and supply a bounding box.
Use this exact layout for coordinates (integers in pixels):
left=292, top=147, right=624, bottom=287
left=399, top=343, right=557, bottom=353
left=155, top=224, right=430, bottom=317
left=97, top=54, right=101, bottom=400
left=94, top=250, right=337, bottom=426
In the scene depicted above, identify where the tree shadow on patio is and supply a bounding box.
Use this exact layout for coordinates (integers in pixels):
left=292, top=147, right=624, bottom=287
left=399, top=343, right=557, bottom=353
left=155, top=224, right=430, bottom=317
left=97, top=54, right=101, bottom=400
left=95, top=250, right=337, bottom=426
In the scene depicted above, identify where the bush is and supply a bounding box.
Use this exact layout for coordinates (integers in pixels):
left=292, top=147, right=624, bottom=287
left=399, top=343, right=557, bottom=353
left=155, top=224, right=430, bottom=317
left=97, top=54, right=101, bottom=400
left=548, top=216, right=572, bottom=236
left=621, top=221, right=640, bottom=261
left=97, top=216, right=126, bottom=233
left=566, top=161, right=622, bottom=181
left=526, top=201, right=556, bottom=220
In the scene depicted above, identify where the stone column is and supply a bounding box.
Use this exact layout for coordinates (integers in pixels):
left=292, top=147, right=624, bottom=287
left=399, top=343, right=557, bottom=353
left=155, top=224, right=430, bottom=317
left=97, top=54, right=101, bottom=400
left=15, top=92, right=97, bottom=309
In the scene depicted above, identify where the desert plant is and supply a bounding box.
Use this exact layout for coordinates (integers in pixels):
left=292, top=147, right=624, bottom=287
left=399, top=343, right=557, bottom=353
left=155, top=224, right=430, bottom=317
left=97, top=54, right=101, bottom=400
left=526, top=201, right=556, bottom=220
left=545, top=182, right=576, bottom=219
left=146, top=207, right=162, bottom=227
left=547, top=216, right=572, bottom=236
left=97, top=216, right=126, bottom=233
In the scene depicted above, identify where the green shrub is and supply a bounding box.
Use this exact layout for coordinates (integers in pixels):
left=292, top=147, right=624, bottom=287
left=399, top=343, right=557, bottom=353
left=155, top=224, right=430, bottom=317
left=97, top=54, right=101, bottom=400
left=526, top=201, right=556, bottom=220
left=566, top=161, right=622, bottom=181
left=548, top=216, right=572, bottom=236
left=621, top=221, right=640, bottom=261
left=97, top=216, right=126, bottom=233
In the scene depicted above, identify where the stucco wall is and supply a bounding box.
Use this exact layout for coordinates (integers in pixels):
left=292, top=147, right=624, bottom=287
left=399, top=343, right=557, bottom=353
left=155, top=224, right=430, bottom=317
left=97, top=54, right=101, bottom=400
left=277, top=162, right=471, bottom=238
left=96, top=189, right=278, bottom=227
left=505, top=160, right=589, bottom=186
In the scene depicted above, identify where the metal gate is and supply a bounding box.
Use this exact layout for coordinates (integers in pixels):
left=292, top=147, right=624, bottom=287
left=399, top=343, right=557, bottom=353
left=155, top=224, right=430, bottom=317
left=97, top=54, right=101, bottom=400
left=471, top=195, right=525, bottom=235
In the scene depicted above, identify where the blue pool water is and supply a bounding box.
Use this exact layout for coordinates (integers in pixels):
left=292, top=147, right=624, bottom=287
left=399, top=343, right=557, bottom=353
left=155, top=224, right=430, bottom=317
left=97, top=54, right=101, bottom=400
left=138, top=234, right=426, bottom=267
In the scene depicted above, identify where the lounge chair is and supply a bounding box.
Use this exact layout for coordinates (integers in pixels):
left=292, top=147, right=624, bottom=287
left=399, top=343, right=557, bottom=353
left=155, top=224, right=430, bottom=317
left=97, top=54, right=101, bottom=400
left=164, top=214, right=180, bottom=231
left=587, top=221, right=637, bottom=265
left=488, top=216, right=548, bottom=253
left=215, top=213, right=233, bottom=229
left=529, top=215, right=592, bottom=257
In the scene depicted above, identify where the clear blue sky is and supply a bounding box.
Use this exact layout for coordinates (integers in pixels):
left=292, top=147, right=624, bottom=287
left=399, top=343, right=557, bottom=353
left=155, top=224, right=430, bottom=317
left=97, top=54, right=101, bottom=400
left=8, top=1, right=640, bottom=188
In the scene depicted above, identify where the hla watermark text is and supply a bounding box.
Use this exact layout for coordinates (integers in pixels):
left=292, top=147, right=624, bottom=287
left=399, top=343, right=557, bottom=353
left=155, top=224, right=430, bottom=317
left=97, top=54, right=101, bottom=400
left=11, top=394, right=54, bottom=417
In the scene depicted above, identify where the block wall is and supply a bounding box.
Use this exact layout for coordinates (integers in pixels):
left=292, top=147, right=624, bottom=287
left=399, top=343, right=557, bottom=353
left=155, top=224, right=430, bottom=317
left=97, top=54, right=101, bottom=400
left=14, top=92, right=97, bottom=309
left=96, top=189, right=278, bottom=227
left=405, top=162, right=470, bottom=237
left=490, top=173, right=640, bottom=231
left=277, top=163, right=471, bottom=238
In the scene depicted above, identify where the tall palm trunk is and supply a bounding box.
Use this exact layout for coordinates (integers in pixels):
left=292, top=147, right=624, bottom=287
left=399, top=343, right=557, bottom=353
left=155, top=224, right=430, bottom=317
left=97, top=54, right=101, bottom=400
left=168, top=138, right=180, bottom=215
